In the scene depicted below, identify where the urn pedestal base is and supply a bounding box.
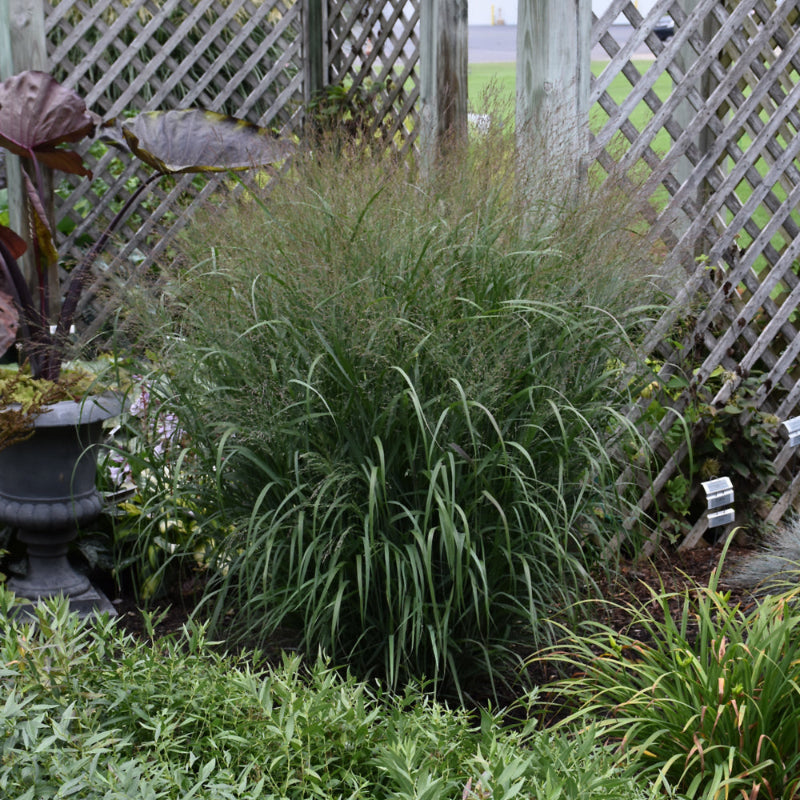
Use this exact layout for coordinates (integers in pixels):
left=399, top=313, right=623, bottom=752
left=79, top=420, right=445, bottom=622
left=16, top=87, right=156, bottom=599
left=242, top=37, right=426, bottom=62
left=0, top=395, right=123, bottom=620
left=8, top=581, right=117, bottom=620
left=5, top=525, right=117, bottom=620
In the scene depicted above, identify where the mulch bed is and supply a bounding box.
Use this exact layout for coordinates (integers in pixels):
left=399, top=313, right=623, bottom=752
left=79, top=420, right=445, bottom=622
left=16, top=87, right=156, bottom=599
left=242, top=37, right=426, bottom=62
left=596, top=539, right=755, bottom=614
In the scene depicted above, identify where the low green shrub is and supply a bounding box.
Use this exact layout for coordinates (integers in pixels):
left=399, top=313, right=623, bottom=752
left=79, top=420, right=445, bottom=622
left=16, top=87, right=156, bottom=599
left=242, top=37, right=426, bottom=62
left=116, top=131, right=661, bottom=696
left=0, top=591, right=663, bottom=800
left=540, top=538, right=800, bottom=800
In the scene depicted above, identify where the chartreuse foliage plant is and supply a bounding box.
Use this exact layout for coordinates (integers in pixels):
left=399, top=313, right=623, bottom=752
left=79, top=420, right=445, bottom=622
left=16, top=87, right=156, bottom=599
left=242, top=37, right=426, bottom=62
left=0, top=590, right=666, bottom=800
left=539, top=537, right=800, bottom=800
left=117, top=130, right=661, bottom=697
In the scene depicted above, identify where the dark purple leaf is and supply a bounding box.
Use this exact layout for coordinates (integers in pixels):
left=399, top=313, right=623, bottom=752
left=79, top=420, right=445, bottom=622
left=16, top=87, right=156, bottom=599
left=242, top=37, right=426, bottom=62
left=22, top=172, right=58, bottom=266
left=0, top=290, right=18, bottom=356
left=112, top=109, right=293, bottom=174
left=0, top=224, right=27, bottom=260
left=0, top=71, right=97, bottom=177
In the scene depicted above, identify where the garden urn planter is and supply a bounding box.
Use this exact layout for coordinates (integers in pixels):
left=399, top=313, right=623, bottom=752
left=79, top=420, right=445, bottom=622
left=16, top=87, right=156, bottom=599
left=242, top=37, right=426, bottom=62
left=0, top=393, right=123, bottom=617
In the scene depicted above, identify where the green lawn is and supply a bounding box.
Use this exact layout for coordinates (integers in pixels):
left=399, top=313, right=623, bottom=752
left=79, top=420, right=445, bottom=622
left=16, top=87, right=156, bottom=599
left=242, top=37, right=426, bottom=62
left=468, top=62, right=517, bottom=110
left=468, top=61, right=796, bottom=274
left=468, top=61, right=672, bottom=137
left=468, top=60, right=673, bottom=215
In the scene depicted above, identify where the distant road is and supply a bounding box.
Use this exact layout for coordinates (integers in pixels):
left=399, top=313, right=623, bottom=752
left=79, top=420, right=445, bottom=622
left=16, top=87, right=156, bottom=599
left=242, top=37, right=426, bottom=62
left=468, top=25, right=518, bottom=63
left=469, top=24, right=650, bottom=63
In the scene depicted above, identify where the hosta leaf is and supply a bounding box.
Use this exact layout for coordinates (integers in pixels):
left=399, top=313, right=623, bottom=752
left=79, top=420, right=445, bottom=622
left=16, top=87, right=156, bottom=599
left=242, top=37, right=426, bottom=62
left=110, top=109, right=293, bottom=174
left=0, top=71, right=97, bottom=177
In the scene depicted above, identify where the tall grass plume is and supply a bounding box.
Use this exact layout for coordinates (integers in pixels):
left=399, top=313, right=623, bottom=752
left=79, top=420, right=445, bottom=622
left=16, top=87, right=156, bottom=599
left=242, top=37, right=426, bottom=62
left=118, top=127, right=662, bottom=696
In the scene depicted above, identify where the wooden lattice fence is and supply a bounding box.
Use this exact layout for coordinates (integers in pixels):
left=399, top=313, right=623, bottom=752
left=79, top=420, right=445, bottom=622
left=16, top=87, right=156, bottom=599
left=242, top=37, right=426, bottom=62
left=41, top=0, right=301, bottom=326
left=32, top=0, right=419, bottom=327
left=325, top=0, right=420, bottom=152
left=592, top=0, right=800, bottom=549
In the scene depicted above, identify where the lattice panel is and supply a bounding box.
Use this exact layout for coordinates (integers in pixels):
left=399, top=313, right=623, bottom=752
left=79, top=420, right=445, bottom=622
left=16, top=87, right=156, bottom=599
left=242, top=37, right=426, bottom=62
left=47, top=0, right=303, bottom=122
left=326, top=0, right=420, bottom=154
left=593, top=0, right=800, bottom=547
left=42, top=0, right=304, bottom=329
left=36, top=0, right=421, bottom=331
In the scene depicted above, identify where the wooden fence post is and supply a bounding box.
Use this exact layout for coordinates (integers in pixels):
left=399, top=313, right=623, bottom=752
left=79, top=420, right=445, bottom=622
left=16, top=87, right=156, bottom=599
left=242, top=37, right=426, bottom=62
left=420, top=0, right=468, bottom=174
left=515, top=0, right=591, bottom=193
left=0, top=0, right=52, bottom=301
left=303, top=0, right=325, bottom=104
left=0, top=0, right=11, bottom=76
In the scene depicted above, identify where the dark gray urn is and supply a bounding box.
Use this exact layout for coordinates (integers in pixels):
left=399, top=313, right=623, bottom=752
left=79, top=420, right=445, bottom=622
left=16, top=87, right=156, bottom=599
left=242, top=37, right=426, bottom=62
left=0, top=394, right=123, bottom=617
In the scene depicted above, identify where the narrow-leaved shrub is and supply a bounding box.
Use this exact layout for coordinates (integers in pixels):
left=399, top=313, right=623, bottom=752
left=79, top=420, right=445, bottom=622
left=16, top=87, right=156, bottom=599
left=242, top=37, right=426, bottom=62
left=0, top=591, right=665, bottom=800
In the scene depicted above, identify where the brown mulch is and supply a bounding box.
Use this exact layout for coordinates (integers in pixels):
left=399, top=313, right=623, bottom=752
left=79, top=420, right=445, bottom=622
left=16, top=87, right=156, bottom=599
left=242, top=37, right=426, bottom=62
left=595, top=539, right=755, bottom=612
left=108, top=580, right=303, bottom=663
left=586, top=540, right=757, bottom=658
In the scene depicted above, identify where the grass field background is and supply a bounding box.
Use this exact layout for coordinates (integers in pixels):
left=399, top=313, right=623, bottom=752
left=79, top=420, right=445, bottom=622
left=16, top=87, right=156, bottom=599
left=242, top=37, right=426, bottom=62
left=468, top=61, right=672, bottom=138
left=468, top=61, right=792, bottom=267
left=468, top=60, right=674, bottom=223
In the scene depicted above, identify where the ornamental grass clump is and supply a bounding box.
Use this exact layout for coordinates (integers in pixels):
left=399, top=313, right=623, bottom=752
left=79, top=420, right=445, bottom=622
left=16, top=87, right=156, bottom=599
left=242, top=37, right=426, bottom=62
left=540, top=539, right=800, bottom=800
left=117, top=127, right=661, bottom=697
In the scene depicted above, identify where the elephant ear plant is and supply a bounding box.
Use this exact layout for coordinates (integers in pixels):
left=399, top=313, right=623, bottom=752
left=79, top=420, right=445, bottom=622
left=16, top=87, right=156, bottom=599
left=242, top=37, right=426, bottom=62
left=0, top=70, right=292, bottom=387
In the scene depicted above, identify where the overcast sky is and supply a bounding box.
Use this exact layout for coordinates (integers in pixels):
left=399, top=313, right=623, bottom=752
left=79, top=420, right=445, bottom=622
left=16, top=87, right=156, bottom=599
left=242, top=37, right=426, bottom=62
left=468, top=1, right=662, bottom=26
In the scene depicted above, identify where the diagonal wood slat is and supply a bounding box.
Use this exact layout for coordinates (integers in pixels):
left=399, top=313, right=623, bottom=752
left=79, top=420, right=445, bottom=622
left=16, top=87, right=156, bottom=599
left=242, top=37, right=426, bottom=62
left=36, top=0, right=421, bottom=339
left=594, top=0, right=800, bottom=548
left=326, top=0, right=420, bottom=153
